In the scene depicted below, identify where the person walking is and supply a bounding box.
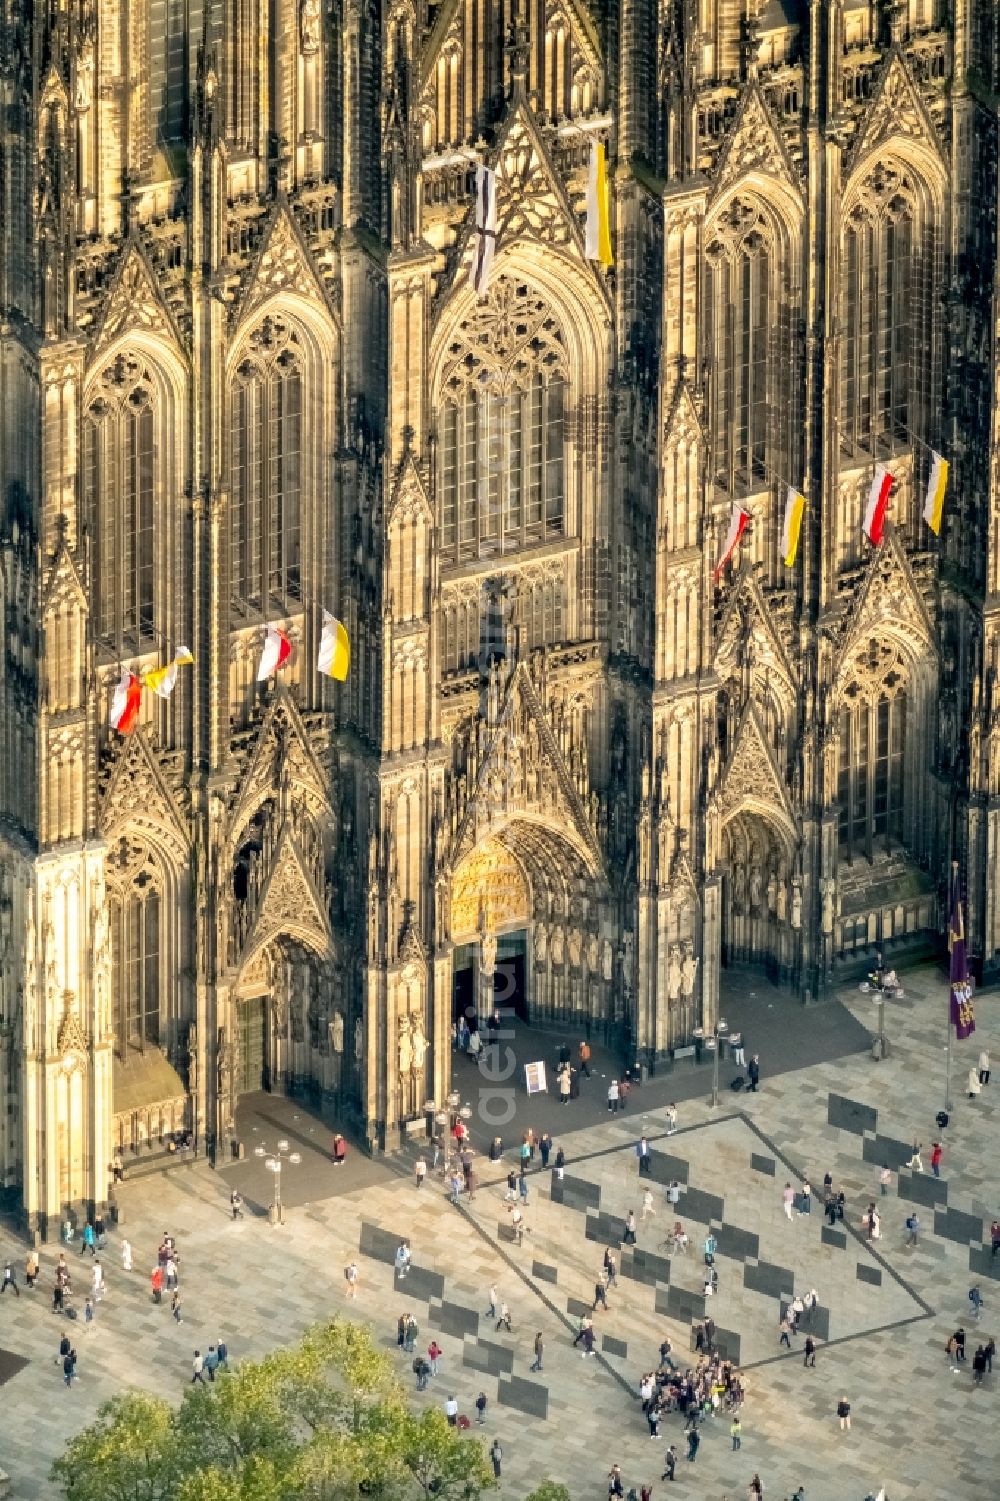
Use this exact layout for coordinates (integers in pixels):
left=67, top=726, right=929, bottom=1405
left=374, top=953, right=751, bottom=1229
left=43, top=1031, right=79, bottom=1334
left=490, top=1439, right=502, bottom=1479
left=486, top=1284, right=498, bottom=1320
left=579, top=1039, right=592, bottom=1077
left=641, top=1188, right=655, bottom=1222
left=837, top=1395, right=851, bottom=1431
left=151, top=1265, right=164, bottom=1304
left=624, top=1209, right=637, bottom=1244
left=731, top=1416, right=742, bottom=1450
left=475, top=1391, right=488, bottom=1424
left=636, top=1136, right=651, bottom=1173
left=782, top=1182, right=795, bottom=1221
left=969, top=1285, right=984, bottom=1321
left=686, top=1426, right=700, bottom=1461
left=171, top=1289, right=183, bottom=1323
left=879, top=1165, right=892, bottom=1197
left=979, top=1048, right=991, bottom=1086
left=607, top=1464, right=624, bottom=1497
left=905, top=1140, right=923, bottom=1171
left=25, top=1251, right=38, bottom=1289
left=930, top=1142, right=943, bottom=1178
left=804, top=1334, right=817, bottom=1367
left=530, top=1331, right=544, bottom=1372
left=82, top=1294, right=93, bottom=1324
left=905, top=1212, right=921, bottom=1246
left=394, top=1241, right=411, bottom=1281
left=404, top=1315, right=418, bottom=1354
left=91, top=1261, right=105, bottom=1302
left=428, top=1340, right=442, bottom=1376
left=968, top=1066, right=982, bottom=1099
left=559, top=1067, right=571, bottom=1104
left=748, top=1055, right=760, bottom=1091
left=665, top=1103, right=678, bottom=1135
left=230, top=1190, right=244, bottom=1220
left=779, top=1313, right=794, bottom=1349
left=205, top=1346, right=219, bottom=1382
left=593, top=1272, right=609, bottom=1311
left=539, top=1132, right=552, bottom=1168
left=973, top=1345, right=987, bottom=1384
left=608, top=1079, right=620, bottom=1113
left=1, top=1262, right=19, bottom=1297
left=604, top=1247, right=618, bottom=1287
left=444, top=1395, right=458, bottom=1427
left=495, top=1300, right=513, bottom=1333
left=63, top=1347, right=77, bottom=1386
left=731, top=1031, right=746, bottom=1067
left=704, top=1232, right=718, bottom=1265
left=120, top=1239, right=132, bottom=1272
left=79, top=1221, right=96, bottom=1257
left=415, top=1156, right=427, bottom=1189
left=992, top=1218, right=1000, bottom=1257
left=192, top=1350, right=206, bottom=1384
left=800, top=1178, right=812, bottom=1214
left=344, top=1260, right=358, bottom=1299
left=661, top=1445, right=678, bottom=1481
left=749, top=1474, right=764, bottom=1501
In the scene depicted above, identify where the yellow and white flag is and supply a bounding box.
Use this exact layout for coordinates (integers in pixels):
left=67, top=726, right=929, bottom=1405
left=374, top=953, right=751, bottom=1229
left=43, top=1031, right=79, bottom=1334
left=922, top=451, right=948, bottom=535
left=781, top=489, right=806, bottom=568
left=585, top=141, right=613, bottom=268
left=142, top=646, right=194, bottom=699
left=317, top=612, right=350, bottom=681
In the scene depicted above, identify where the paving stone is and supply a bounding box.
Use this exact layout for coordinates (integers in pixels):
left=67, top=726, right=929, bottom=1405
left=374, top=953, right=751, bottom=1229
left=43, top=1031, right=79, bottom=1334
left=429, top=1300, right=480, bottom=1339
left=678, top=1184, right=726, bottom=1223
left=0, top=1348, right=28, bottom=1386
left=744, top=1258, right=795, bottom=1299
left=821, top=1225, right=848, bottom=1249
left=856, top=1262, right=882, bottom=1287
left=602, top=1334, right=628, bottom=1358
left=968, top=1246, right=1000, bottom=1281
left=717, top=1221, right=760, bottom=1261
left=359, top=1220, right=406, bottom=1264
left=401, top=1263, right=445, bottom=1300
left=646, top=1151, right=689, bottom=1184
left=828, top=1093, right=878, bottom=1135
left=630, top=1247, right=672, bottom=1285
left=934, top=1206, right=985, bottom=1246
left=531, top=1260, right=558, bottom=1285
left=898, top=1172, right=948, bottom=1208
left=559, top=1174, right=601, bottom=1211
left=566, top=1296, right=591, bottom=1318
left=862, top=1133, right=917, bottom=1171
left=498, top=1374, right=548, bottom=1420
left=751, top=1152, right=776, bottom=1176
left=584, top=1209, right=626, bottom=1245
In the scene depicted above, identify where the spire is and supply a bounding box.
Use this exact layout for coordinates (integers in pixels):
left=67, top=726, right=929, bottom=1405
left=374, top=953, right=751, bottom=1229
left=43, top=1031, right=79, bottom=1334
left=740, top=4, right=762, bottom=83
left=505, top=5, right=531, bottom=100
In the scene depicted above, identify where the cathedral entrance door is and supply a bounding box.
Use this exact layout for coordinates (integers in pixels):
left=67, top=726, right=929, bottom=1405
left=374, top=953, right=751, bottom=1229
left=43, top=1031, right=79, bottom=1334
left=720, top=811, right=793, bottom=981
left=236, top=995, right=268, bottom=1096
left=453, top=944, right=475, bottom=1028
left=492, top=931, right=528, bottom=1022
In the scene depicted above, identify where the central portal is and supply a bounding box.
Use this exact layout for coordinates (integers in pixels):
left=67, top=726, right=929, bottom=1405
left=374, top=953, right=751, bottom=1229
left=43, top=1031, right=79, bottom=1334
left=453, top=933, right=529, bottom=1026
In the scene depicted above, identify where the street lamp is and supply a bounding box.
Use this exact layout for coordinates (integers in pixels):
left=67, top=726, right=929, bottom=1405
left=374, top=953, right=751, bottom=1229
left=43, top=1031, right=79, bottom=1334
left=710, top=1017, right=729, bottom=1109
left=859, top=955, right=903, bottom=1061
left=254, top=1137, right=301, bottom=1225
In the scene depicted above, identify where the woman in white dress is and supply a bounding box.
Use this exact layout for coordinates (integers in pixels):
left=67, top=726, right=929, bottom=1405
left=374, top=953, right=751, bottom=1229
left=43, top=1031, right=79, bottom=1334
left=120, top=1238, right=132, bottom=1272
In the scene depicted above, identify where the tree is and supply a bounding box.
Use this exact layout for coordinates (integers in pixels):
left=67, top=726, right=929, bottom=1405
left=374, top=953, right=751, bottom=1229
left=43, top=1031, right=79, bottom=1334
left=524, top=1485, right=572, bottom=1501
left=50, top=1393, right=177, bottom=1501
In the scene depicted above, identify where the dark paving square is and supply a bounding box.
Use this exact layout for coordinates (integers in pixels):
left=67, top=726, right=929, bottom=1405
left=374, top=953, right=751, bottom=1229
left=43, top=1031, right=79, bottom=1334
left=585, top=1209, right=626, bottom=1245
left=710, top=1326, right=742, bottom=1364
left=567, top=1296, right=592, bottom=1318
left=679, top=1184, right=726, bottom=1223
left=828, top=1093, right=878, bottom=1136
left=861, top=1133, right=913, bottom=1172
left=935, top=1205, right=985, bottom=1246
left=717, top=1222, right=759, bottom=1262
left=856, top=1262, right=882, bottom=1287
left=360, top=1220, right=407, bottom=1264
left=802, top=1306, right=831, bottom=1341
left=744, top=1258, right=795, bottom=1299
left=647, top=1151, right=689, bottom=1185
left=657, top=1284, right=705, bottom=1321
left=532, top=1260, right=558, bottom=1285
left=462, top=1337, right=515, bottom=1376
left=0, top=1346, right=29, bottom=1387
left=429, top=1299, right=480, bottom=1339
left=498, top=1374, right=548, bottom=1420
left=560, top=1173, right=601, bottom=1211
left=620, top=1250, right=658, bottom=1287
left=402, top=1263, right=445, bottom=1300
left=897, top=1171, right=948, bottom=1208
left=750, top=1152, right=776, bottom=1177
left=497, top=1220, right=518, bottom=1243
left=602, top=1334, right=629, bottom=1358
left=631, top=1247, right=672, bottom=1285
left=821, top=1225, right=848, bottom=1249
left=968, top=1246, right=1000, bottom=1281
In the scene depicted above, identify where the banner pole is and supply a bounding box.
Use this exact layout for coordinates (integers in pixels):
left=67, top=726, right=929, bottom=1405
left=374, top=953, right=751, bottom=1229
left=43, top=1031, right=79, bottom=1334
left=945, top=998, right=952, bottom=1114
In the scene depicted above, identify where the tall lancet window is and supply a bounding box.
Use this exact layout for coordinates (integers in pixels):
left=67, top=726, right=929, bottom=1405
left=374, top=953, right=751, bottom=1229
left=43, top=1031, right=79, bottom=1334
left=107, top=841, right=163, bottom=1056
left=841, top=164, right=921, bottom=450
left=437, top=278, right=567, bottom=566
left=704, top=197, right=772, bottom=493
left=837, top=640, right=908, bottom=862
left=84, top=355, right=156, bottom=650
left=230, top=316, right=303, bottom=611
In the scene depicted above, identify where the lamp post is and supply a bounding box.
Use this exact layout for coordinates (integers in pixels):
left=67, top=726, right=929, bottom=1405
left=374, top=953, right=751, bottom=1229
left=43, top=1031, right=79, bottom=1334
left=710, top=1017, right=729, bottom=1109
left=254, top=1137, right=301, bottom=1225
left=859, top=955, right=904, bottom=1061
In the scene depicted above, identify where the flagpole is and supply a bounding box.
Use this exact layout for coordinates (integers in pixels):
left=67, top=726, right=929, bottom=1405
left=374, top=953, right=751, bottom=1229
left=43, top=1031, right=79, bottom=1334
left=944, top=1000, right=952, bottom=1114
left=944, top=858, right=958, bottom=1115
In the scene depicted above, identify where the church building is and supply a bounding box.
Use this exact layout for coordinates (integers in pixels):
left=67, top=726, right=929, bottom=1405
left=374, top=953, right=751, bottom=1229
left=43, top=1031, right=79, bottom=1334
left=0, top=0, right=998, bottom=1235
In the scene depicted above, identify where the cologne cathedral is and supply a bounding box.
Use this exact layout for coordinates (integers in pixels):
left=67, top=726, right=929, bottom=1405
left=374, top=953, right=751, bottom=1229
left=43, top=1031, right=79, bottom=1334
left=0, top=0, right=997, bottom=1235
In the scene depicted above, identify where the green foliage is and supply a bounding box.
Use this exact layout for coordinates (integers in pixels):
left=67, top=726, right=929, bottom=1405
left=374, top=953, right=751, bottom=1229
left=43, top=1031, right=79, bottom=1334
left=50, top=1320, right=505, bottom=1501
left=524, top=1484, right=572, bottom=1501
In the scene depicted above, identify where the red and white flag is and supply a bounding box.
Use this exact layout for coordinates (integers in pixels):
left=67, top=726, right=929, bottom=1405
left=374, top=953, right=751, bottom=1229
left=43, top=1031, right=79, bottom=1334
left=256, top=626, right=292, bottom=681
left=713, top=504, right=751, bottom=581
left=469, top=166, right=497, bottom=297
left=863, top=466, right=893, bottom=546
left=109, top=671, right=142, bottom=735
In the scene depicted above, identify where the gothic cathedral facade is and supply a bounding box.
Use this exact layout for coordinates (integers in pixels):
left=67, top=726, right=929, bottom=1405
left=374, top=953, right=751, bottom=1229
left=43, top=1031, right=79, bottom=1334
left=0, top=1, right=998, bottom=1235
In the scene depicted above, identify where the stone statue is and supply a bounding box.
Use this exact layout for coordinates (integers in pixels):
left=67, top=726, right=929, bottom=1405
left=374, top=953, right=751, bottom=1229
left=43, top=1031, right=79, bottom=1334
left=481, top=927, right=498, bottom=978
left=776, top=877, right=788, bottom=923
left=550, top=924, right=565, bottom=966
left=623, top=929, right=635, bottom=993
left=820, top=879, right=836, bottom=936
left=750, top=865, right=763, bottom=911
left=398, top=1016, right=412, bottom=1077
left=586, top=932, right=600, bottom=972
left=790, top=881, right=803, bottom=931
left=23, top=892, right=36, bottom=1007
left=568, top=928, right=582, bottom=969
left=217, top=1029, right=232, bottom=1091
left=272, top=992, right=289, bottom=1037
left=331, top=1010, right=344, bottom=1054
left=667, top=944, right=683, bottom=1003
left=75, top=42, right=94, bottom=113
left=602, top=938, right=613, bottom=982
left=411, top=1015, right=427, bottom=1072
left=733, top=862, right=747, bottom=914
left=680, top=945, right=699, bottom=1001
left=767, top=871, right=777, bottom=914
left=354, top=1015, right=363, bottom=1062
left=533, top=922, right=548, bottom=965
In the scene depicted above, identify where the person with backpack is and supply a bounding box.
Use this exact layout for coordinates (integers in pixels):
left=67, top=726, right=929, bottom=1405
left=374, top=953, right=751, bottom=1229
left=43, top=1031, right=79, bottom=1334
left=490, top=1439, right=502, bottom=1478
left=905, top=1212, right=920, bottom=1246
left=475, top=1391, right=488, bottom=1424
left=344, top=1261, right=358, bottom=1299
left=412, top=1355, right=430, bottom=1390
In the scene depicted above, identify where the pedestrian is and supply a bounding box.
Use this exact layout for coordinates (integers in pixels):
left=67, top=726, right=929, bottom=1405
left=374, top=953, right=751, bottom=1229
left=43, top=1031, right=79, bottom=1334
left=25, top=1251, right=38, bottom=1289
left=404, top=1315, right=418, bottom=1354
left=495, top=1300, right=512, bottom=1333
left=1, top=1262, right=19, bottom=1297
left=217, top=1338, right=229, bottom=1369
left=658, top=1337, right=677, bottom=1371
left=665, top=1102, right=678, bottom=1135
left=475, top=1391, right=488, bottom=1424
left=618, top=1076, right=630, bottom=1111
left=518, top=1168, right=529, bottom=1203
left=749, top=1475, right=764, bottom=1501
left=120, top=1238, right=132, bottom=1272
left=608, top=1463, right=624, bottom=1497
left=530, top=1331, right=544, bottom=1371
left=748, top=1054, right=760, bottom=1091
left=490, top=1438, right=502, bottom=1478
left=800, top=1178, right=812, bottom=1214
left=837, top=1395, right=851, bottom=1431
left=662, top=1444, right=677, bottom=1481
left=667, top=1179, right=681, bottom=1207
left=984, top=1336, right=995, bottom=1373
left=804, top=1334, right=817, bottom=1367
left=230, top=1189, right=244, bottom=1219
left=581, top=1323, right=595, bottom=1357
left=111, top=1151, right=125, bottom=1183
left=604, top=1247, right=618, bottom=1287
left=79, top=1221, right=96, bottom=1257
left=539, top=1132, right=552, bottom=1168
left=428, top=1340, right=442, bottom=1375
left=731, top=1415, right=742, bottom=1450
left=686, top=1426, right=700, bottom=1461
left=968, top=1066, right=982, bottom=1099
left=593, top=1273, right=609, bottom=1311
left=969, top=1285, right=983, bottom=1320
left=973, top=1345, right=987, bottom=1384
left=579, top=1039, right=592, bottom=1076
left=704, top=1232, right=717, bottom=1264
left=641, top=1188, right=655, bottom=1221
left=906, top=1140, right=923, bottom=1171
left=779, top=1314, right=793, bottom=1348
left=344, top=1260, right=359, bottom=1298
left=332, top=1133, right=348, bottom=1165
left=415, top=1156, right=427, bottom=1188
left=731, top=1031, right=745, bottom=1067
left=205, top=1346, right=219, bottom=1382
left=624, top=1209, right=637, bottom=1244
left=953, top=1326, right=967, bottom=1361
left=979, top=1048, right=991, bottom=1086
left=94, top=1215, right=106, bottom=1250
left=905, top=1212, right=920, bottom=1246
left=394, top=1241, right=411, bottom=1281
left=444, top=1395, right=458, bottom=1427
left=930, top=1142, right=943, bottom=1178
left=783, top=1182, right=795, bottom=1221
left=608, top=1079, right=620, bottom=1113
left=520, top=1134, right=532, bottom=1171
left=559, top=1067, right=571, bottom=1104
left=92, top=1261, right=105, bottom=1301
left=151, top=1265, right=163, bottom=1304
left=992, top=1218, right=1000, bottom=1257
left=486, top=1284, right=499, bottom=1319
left=879, top=1165, right=891, bottom=1197
left=637, top=1136, right=651, bottom=1173
left=84, top=1295, right=94, bottom=1324
left=63, top=1348, right=76, bottom=1386
left=172, top=1289, right=182, bottom=1323
left=192, top=1350, right=206, bottom=1384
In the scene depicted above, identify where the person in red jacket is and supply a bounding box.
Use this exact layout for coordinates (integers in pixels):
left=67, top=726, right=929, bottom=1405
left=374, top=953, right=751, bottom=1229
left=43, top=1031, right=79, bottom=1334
left=151, top=1265, right=164, bottom=1304
left=332, top=1133, right=348, bottom=1166
left=930, top=1141, right=943, bottom=1178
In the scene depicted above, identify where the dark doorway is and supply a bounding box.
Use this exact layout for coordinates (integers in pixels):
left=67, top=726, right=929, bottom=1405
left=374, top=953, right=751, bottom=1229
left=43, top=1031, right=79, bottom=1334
left=237, top=995, right=268, bottom=1096
left=453, top=947, right=475, bottom=1028
left=492, top=932, right=528, bottom=1022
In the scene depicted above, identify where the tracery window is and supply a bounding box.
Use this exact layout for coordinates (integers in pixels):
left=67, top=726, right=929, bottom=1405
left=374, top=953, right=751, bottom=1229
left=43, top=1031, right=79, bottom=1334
left=841, top=164, right=920, bottom=451
left=230, top=316, right=303, bottom=611
left=83, top=355, right=156, bottom=650
left=704, top=198, right=772, bottom=493
left=107, top=840, right=162, bottom=1054
left=837, top=641, right=907, bottom=860
left=437, top=279, right=567, bottom=566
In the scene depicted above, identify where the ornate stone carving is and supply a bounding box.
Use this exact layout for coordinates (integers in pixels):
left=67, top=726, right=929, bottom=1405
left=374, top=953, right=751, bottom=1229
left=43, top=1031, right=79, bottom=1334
left=398, top=1014, right=412, bottom=1076
left=232, top=204, right=336, bottom=333
left=846, top=50, right=945, bottom=175
left=708, top=84, right=803, bottom=213
left=667, top=944, right=682, bottom=1003
left=91, top=245, right=183, bottom=359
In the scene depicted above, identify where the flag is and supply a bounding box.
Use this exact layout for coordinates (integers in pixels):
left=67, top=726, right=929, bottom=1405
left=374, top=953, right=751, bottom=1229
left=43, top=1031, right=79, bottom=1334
left=948, top=861, right=976, bottom=1040
left=109, top=671, right=141, bottom=734
left=781, top=489, right=806, bottom=568
left=142, top=646, right=194, bottom=699
left=469, top=166, right=497, bottom=297
left=923, top=451, right=948, bottom=535
left=317, top=612, right=350, bottom=681
left=257, top=626, right=292, bottom=681
left=713, top=503, right=751, bottom=581
left=585, top=141, right=613, bottom=267
left=863, top=466, right=893, bottom=546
